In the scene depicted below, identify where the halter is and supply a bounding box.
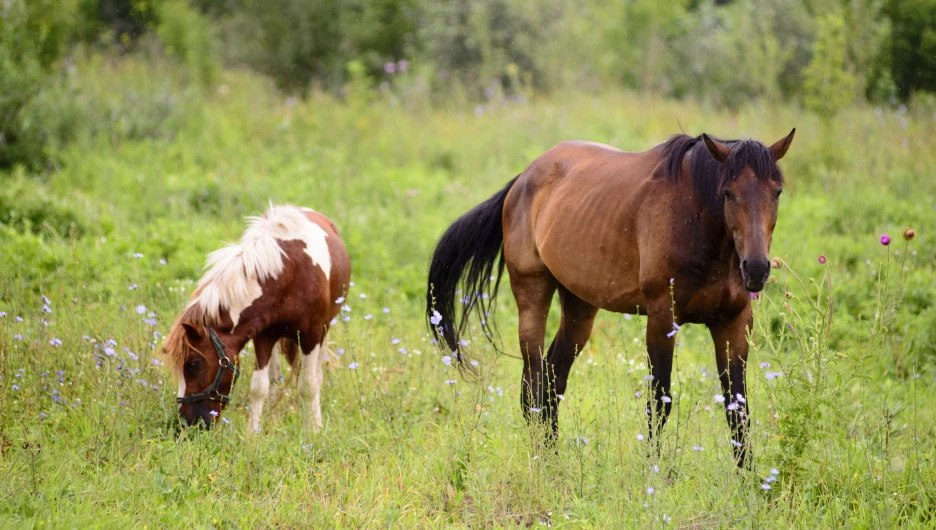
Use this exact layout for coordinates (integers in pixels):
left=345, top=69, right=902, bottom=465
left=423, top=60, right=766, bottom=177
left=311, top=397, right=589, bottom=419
left=176, top=328, right=240, bottom=405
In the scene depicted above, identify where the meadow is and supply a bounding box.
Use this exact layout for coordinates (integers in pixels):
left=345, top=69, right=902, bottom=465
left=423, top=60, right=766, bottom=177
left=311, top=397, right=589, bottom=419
left=1, top=56, right=935, bottom=528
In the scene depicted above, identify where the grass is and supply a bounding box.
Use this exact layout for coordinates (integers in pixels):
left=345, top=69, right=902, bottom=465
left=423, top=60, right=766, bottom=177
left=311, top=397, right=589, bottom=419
left=1, top=54, right=935, bottom=528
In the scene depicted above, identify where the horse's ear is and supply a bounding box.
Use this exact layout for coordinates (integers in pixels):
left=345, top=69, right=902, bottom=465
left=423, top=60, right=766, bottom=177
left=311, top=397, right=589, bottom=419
left=181, top=322, right=202, bottom=343
left=769, top=128, right=795, bottom=161
left=702, top=133, right=731, bottom=163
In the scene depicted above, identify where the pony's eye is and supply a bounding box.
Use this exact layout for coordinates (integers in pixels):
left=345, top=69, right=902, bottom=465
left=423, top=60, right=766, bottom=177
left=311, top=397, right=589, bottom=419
left=723, top=190, right=735, bottom=200
left=184, top=360, right=200, bottom=376
left=775, top=189, right=783, bottom=199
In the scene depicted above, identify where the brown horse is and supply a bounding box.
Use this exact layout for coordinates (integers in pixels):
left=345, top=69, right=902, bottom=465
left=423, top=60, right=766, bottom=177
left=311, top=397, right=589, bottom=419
left=427, top=130, right=794, bottom=466
left=165, top=205, right=351, bottom=431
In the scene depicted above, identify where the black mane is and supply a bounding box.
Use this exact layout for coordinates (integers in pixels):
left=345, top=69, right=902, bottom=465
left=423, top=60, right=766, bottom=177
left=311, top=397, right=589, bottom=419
left=661, top=134, right=784, bottom=214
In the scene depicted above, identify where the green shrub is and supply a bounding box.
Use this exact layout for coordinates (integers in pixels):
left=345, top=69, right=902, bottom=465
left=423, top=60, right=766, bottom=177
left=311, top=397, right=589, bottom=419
left=0, top=170, right=87, bottom=237
left=156, top=0, right=219, bottom=87
left=0, top=0, right=80, bottom=169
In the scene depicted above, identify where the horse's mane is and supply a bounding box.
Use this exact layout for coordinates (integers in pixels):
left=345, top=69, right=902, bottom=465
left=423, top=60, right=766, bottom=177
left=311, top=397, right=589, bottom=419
left=661, top=134, right=784, bottom=215
left=163, top=204, right=315, bottom=369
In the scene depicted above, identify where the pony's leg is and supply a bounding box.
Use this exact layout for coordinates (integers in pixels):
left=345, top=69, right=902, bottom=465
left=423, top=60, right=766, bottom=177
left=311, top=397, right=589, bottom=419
left=644, top=298, right=677, bottom=443
left=543, top=287, right=598, bottom=437
left=708, top=306, right=753, bottom=468
left=268, top=342, right=283, bottom=384
left=249, top=334, right=277, bottom=433
left=298, top=340, right=325, bottom=433
left=511, top=271, right=557, bottom=425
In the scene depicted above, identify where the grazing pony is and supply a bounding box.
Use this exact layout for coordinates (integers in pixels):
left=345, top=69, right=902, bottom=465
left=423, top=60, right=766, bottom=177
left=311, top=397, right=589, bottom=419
left=165, top=205, right=351, bottom=431
left=427, top=131, right=794, bottom=467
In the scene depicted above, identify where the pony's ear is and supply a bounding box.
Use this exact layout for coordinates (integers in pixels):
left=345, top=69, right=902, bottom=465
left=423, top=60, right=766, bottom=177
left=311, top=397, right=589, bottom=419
left=702, top=133, right=731, bottom=163
left=769, top=128, right=795, bottom=161
left=181, top=322, right=202, bottom=343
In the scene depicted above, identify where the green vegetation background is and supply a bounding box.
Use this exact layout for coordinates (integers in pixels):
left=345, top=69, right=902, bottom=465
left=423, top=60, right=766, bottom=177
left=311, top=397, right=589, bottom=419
left=1, top=0, right=935, bottom=527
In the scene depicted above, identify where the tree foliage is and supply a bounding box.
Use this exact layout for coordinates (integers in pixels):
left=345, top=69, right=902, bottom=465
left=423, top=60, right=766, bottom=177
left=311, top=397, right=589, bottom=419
left=2, top=0, right=935, bottom=169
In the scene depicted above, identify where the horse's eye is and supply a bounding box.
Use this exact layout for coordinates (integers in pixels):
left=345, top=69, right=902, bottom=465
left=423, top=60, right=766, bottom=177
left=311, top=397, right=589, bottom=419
left=723, top=190, right=735, bottom=200
left=184, top=360, right=200, bottom=376
left=775, top=189, right=783, bottom=199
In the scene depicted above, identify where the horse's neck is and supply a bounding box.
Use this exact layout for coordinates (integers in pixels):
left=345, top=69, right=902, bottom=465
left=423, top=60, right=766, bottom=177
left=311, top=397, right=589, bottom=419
left=699, top=209, right=740, bottom=273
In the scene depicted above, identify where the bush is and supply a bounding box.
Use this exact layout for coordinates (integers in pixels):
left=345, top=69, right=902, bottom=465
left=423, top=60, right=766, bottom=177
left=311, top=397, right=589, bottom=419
left=0, top=169, right=87, bottom=237
left=156, top=0, right=219, bottom=87
left=14, top=52, right=204, bottom=167
left=0, top=0, right=80, bottom=169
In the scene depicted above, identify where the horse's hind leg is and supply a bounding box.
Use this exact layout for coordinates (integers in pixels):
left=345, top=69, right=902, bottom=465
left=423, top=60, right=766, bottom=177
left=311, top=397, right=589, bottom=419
left=510, top=271, right=557, bottom=427
left=297, top=332, right=326, bottom=433
left=268, top=341, right=283, bottom=384
left=265, top=338, right=299, bottom=413
left=544, top=287, right=598, bottom=437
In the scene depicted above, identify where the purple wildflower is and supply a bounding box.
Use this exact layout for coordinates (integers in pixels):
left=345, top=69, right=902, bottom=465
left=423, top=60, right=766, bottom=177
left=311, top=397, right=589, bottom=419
left=880, top=234, right=891, bottom=246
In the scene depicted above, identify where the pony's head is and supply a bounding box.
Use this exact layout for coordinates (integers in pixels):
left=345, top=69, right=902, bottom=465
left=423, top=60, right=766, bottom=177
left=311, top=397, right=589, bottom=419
left=702, top=129, right=795, bottom=292
left=164, top=307, right=239, bottom=428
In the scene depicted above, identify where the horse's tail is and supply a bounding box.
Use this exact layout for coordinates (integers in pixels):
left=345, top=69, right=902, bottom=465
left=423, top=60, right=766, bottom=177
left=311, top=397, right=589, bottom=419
left=427, top=176, right=519, bottom=365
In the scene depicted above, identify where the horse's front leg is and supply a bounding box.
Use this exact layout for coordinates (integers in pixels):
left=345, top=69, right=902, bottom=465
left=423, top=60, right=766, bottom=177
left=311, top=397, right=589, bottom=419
left=249, top=334, right=277, bottom=433
left=708, top=306, right=753, bottom=469
left=645, top=299, right=677, bottom=444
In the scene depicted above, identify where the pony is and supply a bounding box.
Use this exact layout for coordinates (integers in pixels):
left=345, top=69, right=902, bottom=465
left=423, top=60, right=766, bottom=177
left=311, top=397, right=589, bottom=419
left=426, top=130, right=795, bottom=467
left=164, top=204, right=351, bottom=432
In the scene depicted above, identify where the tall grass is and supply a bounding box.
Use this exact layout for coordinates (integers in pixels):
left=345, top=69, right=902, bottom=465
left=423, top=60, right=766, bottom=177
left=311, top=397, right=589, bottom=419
left=0, top=54, right=934, bottom=527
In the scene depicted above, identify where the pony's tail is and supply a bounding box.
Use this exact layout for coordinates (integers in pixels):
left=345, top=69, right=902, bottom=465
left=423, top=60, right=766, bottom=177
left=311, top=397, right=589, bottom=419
left=427, top=176, right=519, bottom=365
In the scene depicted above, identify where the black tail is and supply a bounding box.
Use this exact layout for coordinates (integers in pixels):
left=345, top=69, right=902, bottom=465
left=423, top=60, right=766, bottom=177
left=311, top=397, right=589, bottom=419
left=426, top=176, right=519, bottom=364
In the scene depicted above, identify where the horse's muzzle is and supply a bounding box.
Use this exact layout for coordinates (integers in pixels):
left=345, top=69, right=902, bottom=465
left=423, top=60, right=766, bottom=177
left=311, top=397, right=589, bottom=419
left=741, top=258, right=771, bottom=292
left=179, top=404, right=217, bottom=429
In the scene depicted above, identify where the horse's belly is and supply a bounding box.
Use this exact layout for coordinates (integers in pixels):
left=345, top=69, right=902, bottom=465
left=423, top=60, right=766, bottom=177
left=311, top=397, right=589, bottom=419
left=542, top=249, right=645, bottom=312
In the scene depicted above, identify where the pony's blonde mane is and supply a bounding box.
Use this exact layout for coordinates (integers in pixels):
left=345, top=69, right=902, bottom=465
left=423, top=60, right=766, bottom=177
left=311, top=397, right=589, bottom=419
left=164, top=304, right=209, bottom=370
left=163, top=204, right=318, bottom=370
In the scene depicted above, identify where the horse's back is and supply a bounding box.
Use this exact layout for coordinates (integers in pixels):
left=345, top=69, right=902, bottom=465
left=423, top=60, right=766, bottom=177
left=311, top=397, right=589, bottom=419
left=503, top=141, right=667, bottom=311
left=274, top=206, right=350, bottom=329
